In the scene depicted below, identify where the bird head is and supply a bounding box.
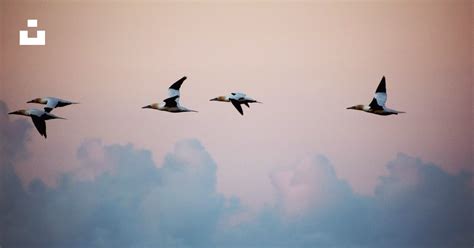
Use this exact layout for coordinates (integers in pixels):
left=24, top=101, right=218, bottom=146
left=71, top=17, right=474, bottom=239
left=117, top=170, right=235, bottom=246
left=210, top=96, right=228, bottom=102
left=27, top=98, right=46, bottom=104
left=8, top=110, right=29, bottom=116
left=142, top=103, right=159, bottom=109
left=346, top=105, right=364, bottom=111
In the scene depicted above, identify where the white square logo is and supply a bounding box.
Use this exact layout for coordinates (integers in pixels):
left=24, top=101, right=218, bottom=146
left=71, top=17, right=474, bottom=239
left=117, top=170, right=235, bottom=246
left=19, top=19, right=46, bottom=46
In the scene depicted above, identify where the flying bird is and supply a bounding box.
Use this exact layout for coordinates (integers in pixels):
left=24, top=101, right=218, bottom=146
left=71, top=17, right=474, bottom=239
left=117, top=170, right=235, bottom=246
left=8, top=109, right=66, bottom=138
left=210, top=92, right=261, bottom=115
left=347, top=76, right=405, bottom=116
left=142, top=76, right=197, bottom=113
left=27, top=97, right=78, bottom=113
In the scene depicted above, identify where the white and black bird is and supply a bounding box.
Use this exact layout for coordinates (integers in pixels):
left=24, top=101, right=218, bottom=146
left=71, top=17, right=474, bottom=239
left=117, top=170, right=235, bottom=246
left=347, top=76, right=405, bottom=116
left=142, top=76, right=197, bottom=113
left=8, top=109, right=65, bottom=138
left=210, top=92, right=261, bottom=115
left=27, top=97, right=78, bottom=113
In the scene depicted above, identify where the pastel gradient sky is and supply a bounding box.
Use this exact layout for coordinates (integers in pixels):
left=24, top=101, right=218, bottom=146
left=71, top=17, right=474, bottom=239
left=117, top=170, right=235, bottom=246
left=0, top=1, right=472, bottom=246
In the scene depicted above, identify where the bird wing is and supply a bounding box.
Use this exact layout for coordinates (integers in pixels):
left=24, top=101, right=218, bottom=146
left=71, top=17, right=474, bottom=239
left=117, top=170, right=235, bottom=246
left=163, top=95, right=180, bottom=108
left=44, top=98, right=58, bottom=113
left=230, top=99, right=244, bottom=115
left=31, top=116, right=47, bottom=138
left=369, top=76, right=387, bottom=109
left=368, top=98, right=384, bottom=110
left=168, top=76, right=187, bottom=98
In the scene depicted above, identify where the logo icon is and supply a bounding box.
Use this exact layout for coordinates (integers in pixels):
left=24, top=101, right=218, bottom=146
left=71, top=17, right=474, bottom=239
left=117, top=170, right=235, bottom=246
left=19, top=19, right=45, bottom=46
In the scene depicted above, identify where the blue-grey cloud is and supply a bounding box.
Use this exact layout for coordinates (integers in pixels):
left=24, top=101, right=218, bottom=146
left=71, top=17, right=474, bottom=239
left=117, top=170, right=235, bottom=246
left=219, top=154, right=473, bottom=248
left=0, top=137, right=237, bottom=248
left=371, top=154, right=473, bottom=247
left=0, top=101, right=31, bottom=162
left=0, top=100, right=472, bottom=247
left=0, top=101, right=33, bottom=248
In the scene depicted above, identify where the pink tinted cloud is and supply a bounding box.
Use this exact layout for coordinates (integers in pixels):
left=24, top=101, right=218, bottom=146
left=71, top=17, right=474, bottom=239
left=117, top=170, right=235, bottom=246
left=270, top=155, right=350, bottom=217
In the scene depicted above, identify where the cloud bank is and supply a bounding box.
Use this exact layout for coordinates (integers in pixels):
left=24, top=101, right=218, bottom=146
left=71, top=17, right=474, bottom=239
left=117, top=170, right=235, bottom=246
left=0, top=102, right=472, bottom=247
left=220, top=154, right=473, bottom=248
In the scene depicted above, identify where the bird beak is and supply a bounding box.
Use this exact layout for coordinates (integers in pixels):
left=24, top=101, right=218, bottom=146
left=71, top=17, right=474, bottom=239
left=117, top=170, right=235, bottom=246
left=27, top=100, right=34, bottom=103
left=142, top=105, right=152, bottom=109
left=8, top=111, right=22, bottom=115
left=209, top=98, right=217, bottom=101
left=346, top=106, right=355, bottom=110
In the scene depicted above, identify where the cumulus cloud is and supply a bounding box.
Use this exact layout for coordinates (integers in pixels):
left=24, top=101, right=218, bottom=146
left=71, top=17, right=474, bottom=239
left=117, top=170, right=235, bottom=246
left=0, top=101, right=33, bottom=246
left=217, top=155, right=371, bottom=247
left=371, top=154, right=473, bottom=247
left=220, top=154, right=473, bottom=248
left=0, top=101, right=472, bottom=247
left=0, top=137, right=236, bottom=247
left=270, top=155, right=357, bottom=217
left=0, top=101, right=31, bottom=163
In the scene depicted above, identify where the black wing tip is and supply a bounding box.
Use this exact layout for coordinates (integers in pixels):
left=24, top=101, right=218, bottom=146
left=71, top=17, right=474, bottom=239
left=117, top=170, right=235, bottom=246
left=44, top=107, right=53, bottom=113
left=177, top=76, right=187, bottom=83
left=169, top=76, right=187, bottom=90
left=375, top=76, right=386, bottom=93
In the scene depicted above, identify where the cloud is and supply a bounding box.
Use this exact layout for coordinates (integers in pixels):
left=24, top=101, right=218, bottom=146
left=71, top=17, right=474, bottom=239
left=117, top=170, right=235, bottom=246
left=0, top=101, right=33, bottom=247
left=0, top=101, right=31, bottom=163
left=220, top=154, right=473, bottom=248
left=371, top=154, right=473, bottom=247
left=270, top=155, right=357, bottom=217
left=0, top=138, right=236, bottom=248
left=0, top=102, right=471, bottom=248
left=217, top=155, right=371, bottom=247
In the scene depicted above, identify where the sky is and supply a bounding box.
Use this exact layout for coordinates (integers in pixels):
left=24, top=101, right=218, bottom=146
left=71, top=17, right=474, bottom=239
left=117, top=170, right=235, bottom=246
left=1, top=1, right=473, bottom=247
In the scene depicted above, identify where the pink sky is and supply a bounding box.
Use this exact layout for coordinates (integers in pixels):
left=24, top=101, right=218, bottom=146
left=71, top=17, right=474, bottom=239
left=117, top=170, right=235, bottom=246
left=1, top=1, right=472, bottom=209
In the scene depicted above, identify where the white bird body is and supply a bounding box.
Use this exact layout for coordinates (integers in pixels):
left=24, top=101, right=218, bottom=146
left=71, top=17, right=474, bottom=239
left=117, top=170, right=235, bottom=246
left=143, top=76, right=197, bottom=113
left=8, top=108, right=65, bottom=138
left=210, top=92, right=261, bottom=115
left=153, top=101, right=192, bottom=113
left=28, top=97, right=78, bottom=113
left=347, top=76, right=404, bottom=116
left=228, top=92, right=258, bottom=102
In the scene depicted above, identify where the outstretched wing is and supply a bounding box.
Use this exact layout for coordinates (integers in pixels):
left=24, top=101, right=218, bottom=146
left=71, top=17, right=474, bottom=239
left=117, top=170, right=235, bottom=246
left=230, top=99, right=244, bottom=115
left=43, top=98, right=59, bottom=113
left=368, top=98, right=384, bottom=111
left=369, top=76, right=387, bottom=109
left=163, top=95, right=180, bottom=108
left=168, top=76, right=187, bottom=98
left=31, top=116, right=47, bottom=138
